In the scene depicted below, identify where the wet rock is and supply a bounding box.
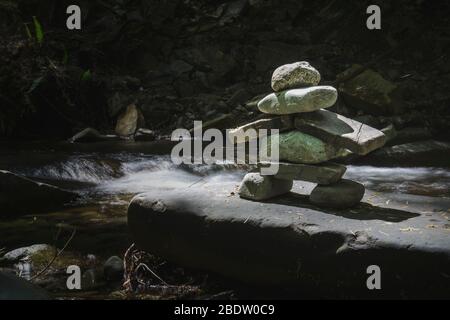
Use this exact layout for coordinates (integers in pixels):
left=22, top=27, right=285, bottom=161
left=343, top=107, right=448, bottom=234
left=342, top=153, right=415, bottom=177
left=0, top=271, right=50, bottom=300
left=2, top=244, right=53, bottom=262
left=128, top=187, right=450, bottom=298
left=258, top=86, right=337, bottom=115
left=339, top=66, right=402, bottom=115
left=103, top=256, right=124, bottom=281
left=0, top=171, right=77, bottom=216
left=260, top=131, right=345, bottom=164
left=294, top=109, right=386, bottom=155
left=69, top=128, right=121, bottom=143
left=228, top=116, right=293, bottom=143
left=134, top=128, right=156, bottom=141
left=258, top=161, right=346, bottom=184
left=309, top=179, right=365, bottom=209
left=358, top=140, right=450, bottom=167
left=115, top=104, right=143, bottom=137
left=271, top=61, right=321, bottom=92
left=238, top=173, right=292, bottom=201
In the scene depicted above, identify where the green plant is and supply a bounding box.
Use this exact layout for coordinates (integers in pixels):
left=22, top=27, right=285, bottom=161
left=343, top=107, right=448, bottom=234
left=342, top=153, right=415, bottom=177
left=81, top=69, right=92, bottom=81
left=32, top=16, right=44, bottom=45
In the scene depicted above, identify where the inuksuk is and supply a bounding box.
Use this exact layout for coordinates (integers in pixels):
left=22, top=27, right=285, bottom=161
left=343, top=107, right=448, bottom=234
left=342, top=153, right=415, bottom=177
left=231, top=61, right=387, bottom=209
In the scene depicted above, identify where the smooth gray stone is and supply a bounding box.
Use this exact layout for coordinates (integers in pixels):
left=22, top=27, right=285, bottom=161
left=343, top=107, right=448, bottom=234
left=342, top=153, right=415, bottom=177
left=258, top=86, right=337, bottom=115
left=258, top=161, right=346, bottom=184
left=295, top=109, right=386, bottom=155
left=3, top=244, right=52, bottom=262
left=271, top=61, right=320, bottom=92
left=128, top=186, right=450, bottom=298
left=309, top=179, right=365, bottom=209
left=238, top=173, right=292, bottom=201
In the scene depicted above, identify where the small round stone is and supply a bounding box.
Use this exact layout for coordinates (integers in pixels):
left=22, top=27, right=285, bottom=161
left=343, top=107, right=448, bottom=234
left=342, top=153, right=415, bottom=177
left=309, top=179, right=365, bottom=209
left=271, top=61, right=321, bottom=92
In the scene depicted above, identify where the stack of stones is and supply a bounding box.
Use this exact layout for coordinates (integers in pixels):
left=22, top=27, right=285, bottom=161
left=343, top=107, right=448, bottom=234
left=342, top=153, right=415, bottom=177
left=232, top=61, right=387, bottom=209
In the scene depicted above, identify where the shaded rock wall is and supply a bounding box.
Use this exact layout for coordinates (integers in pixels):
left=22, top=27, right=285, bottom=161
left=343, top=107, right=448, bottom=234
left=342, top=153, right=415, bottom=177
left=0, top=0, right=449, bottom=139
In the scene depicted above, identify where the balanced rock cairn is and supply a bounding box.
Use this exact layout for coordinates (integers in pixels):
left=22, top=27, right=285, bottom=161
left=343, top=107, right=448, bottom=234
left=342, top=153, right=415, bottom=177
left=232, top=61, right=387, bottom=209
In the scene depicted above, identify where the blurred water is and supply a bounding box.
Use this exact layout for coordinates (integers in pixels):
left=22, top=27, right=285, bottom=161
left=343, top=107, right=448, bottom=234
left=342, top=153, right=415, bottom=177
left=12, top=153, right=450, bottom=199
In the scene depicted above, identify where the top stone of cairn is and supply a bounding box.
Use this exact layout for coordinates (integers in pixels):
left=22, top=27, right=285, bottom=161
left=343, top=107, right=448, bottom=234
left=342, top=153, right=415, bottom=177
left=271, top=61, right=321, bottom=92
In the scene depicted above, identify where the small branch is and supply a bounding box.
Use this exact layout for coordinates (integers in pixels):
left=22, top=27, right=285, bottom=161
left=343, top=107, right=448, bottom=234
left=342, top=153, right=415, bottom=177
left=30, top=228, right=76, bottom=281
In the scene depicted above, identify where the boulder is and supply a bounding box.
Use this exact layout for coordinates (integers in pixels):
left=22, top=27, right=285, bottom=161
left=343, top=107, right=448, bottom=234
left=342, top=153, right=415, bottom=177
left=338, top=66, right=402, bottom=115
left=228, top=116, right=293, bottom=143
left=258, top=161, right=346, bottom=184
left=294, top=109, right=386, bottom=155
left=0, top=271, right=50, bottom=300
left=115, top=104, right=143, bottom=137
left=271, top=61, right=321, bottom=92
left=258, top=86, right=338, bottom=115
left=2, top=244, right=53, bottom=262
left=260, top=131, right=345, bottom=164
left=103, top=256, right=124, bottom=281
left=309, top=179, right=365, bottom=209
left=0, top=170, right=77, bottom=216
left=128, top=186, right=450, bottom=298
left=238, top=173, right=292, bottom=201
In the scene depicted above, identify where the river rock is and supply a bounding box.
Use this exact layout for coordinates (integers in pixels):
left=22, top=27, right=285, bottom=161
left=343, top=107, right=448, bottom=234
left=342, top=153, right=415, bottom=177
left=134, top=128, right=156, bottom=142
left=128, top=187, right=450, bottom=298
left=238, top=173, right=292, bottom=201
left=103, top=256, right=124, bottom=281
left=271, top=61, right=321, bottom=92
left=228, top=116, right=294, bottom=144
left=338, top=66, right=402, bottom=115
left=309, top=179, right=365, bottom=209
left=294, top=109, right=386, bottom=155
left=0, top=170, right=77, bottom=216
left=115, top=104, right=143, bottom=137
left=0, top=271, right=50, bottom=300
left=258, top=161, right=346, bottom=184
left=260, top=131, right=345, bottom=164
left=258, top=86, right=338, bottom=115
left=69, top=128, right=120, bottom=143
left=2, top=244, right=53, bottom=262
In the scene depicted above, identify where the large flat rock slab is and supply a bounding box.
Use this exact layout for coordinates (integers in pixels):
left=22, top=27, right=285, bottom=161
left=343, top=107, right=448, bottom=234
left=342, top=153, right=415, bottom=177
left=128, top=181, right=450, bottom=299
left=295, top=109, right=386, bottom=155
